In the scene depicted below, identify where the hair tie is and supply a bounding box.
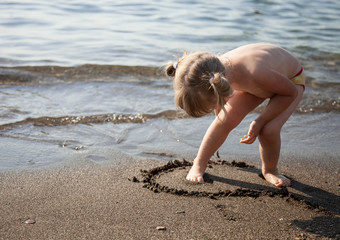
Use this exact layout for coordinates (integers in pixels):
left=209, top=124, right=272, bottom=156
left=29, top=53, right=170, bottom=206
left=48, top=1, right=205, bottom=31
left=209, top=76, right=214, bottom=85
left=173, top=62, right=178, bottom=69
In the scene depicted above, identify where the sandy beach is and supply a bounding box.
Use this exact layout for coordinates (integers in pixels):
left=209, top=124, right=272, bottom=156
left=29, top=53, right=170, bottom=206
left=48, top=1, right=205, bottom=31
left=0, top=154, right=339, bottom=240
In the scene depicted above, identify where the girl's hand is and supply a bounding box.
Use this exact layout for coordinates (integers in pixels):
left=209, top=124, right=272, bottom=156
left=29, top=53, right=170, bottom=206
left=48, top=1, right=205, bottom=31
left=240, top=120, right=262, bottom=144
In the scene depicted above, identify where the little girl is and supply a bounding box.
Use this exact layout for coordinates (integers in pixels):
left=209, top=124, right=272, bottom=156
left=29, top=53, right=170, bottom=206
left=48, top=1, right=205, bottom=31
left=166, top=43, right=305, bottom=187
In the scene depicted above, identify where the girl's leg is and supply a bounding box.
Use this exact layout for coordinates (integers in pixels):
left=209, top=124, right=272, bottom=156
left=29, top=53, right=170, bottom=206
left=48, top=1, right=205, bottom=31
left=258, top=85, right=304, bottom=187
left=187, top=91, right=264, bottom=182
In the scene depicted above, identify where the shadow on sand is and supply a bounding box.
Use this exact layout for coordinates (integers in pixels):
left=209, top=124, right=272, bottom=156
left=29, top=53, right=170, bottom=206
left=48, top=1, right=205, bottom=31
left=136, top=159, right=340, bottom=238
left=204, top=167, right=340, bottom=239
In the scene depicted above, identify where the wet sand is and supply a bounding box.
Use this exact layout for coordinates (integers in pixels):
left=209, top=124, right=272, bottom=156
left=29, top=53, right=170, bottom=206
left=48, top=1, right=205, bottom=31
left=0, top=156, right=339, bottom=240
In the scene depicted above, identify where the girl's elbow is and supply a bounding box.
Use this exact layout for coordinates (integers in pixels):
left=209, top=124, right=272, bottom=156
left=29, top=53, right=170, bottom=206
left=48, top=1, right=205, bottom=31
left=293, top=87, right=299, bottom=97
left=290, top=86, right=298, bottom=100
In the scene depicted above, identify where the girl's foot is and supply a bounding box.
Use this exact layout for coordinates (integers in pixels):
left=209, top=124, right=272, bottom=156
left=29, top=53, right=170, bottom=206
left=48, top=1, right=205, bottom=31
left=262, top=170, right=291, bottom=187
left=186, top=164, right=205, bottom=183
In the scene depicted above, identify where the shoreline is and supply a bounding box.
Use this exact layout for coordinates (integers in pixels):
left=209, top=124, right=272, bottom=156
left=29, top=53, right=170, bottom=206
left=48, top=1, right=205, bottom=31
left=1, top=155, right=339, bottom=239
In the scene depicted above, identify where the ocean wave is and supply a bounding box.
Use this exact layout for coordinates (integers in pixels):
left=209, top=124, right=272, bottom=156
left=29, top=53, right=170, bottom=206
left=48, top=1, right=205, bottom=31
left=1, top=61, right=339, bottom=87
left=0, top=110, right=187, bottom=131
left=0, top=64, right=166, bottom=85
left=1, top=99, right=339, bottom=132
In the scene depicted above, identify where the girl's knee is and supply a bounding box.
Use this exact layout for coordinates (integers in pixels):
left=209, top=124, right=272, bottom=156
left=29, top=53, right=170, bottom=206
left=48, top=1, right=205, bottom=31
left=215, top=108, right=243, bottom=131
left=259, top=124, right=280, bottom=143
left=214, top=116, right=239, bottom=133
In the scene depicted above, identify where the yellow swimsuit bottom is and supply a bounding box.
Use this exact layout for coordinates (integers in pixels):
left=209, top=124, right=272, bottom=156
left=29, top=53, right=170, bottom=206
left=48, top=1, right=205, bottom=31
left=291, top=67, right=305, bottom=88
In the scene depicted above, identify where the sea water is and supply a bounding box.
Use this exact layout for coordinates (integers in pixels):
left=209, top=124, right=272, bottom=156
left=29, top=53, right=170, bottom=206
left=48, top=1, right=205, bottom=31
left=0, top=0, right=339, bottom=171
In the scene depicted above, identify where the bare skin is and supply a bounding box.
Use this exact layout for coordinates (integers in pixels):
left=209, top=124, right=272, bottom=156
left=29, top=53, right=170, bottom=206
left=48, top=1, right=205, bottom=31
left=186, top=43, right=304, bottom=187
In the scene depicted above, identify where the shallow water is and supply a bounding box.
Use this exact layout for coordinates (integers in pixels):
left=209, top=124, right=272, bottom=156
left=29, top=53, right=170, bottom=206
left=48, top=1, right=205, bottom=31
left=0, top=0, right=340, bottom=171
left=1, top=0, right=340, bottom=67
left=0, top=68, right=339, bottom=171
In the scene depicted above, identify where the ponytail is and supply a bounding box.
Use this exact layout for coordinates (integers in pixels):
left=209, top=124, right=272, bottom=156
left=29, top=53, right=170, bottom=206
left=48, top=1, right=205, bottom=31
left=165, top=51, right=188, bottom=77
left=165, top=62, right=176, bottom=77
left=209, top=72, right=232, bottom=117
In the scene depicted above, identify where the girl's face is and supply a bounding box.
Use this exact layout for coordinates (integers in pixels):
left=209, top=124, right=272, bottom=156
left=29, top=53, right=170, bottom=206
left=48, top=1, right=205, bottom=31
left=203, top=94, right=218, bottom=115
left=214, top=106, right=222, bottom=116
left=205, top=99, right=221, bottom=116
left=211, top=93, right=234, bottom=117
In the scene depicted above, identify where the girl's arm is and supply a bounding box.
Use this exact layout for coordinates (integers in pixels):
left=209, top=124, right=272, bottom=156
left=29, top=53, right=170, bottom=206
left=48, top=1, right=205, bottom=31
left=196, top=91, right=263, bottom=167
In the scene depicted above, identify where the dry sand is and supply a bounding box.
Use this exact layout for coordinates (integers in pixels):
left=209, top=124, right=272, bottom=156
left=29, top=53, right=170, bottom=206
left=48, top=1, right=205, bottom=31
left=0, top=156, right=339, bottom=240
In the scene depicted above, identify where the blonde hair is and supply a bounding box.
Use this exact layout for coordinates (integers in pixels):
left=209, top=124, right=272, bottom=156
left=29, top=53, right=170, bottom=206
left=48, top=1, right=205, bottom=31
left=165, top=51, right=232, bottom=118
